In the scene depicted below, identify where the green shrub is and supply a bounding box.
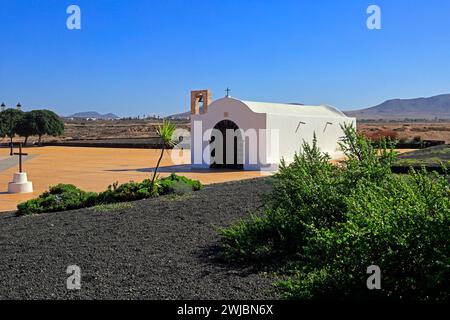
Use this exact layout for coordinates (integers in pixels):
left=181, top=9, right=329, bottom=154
left=97, top=179, right=156, bottom=204
left=16, top=174, right=203, bottom=215
left=220, top=212, right=285, bottom=262
left=17, top=184, right=98, bottom=216
left=220, top=124, right=450, bottom=300
left=97, top=174, right=202, bottom=203
left=157, top=173, right=203, bottom=195
left=276, top=171, right=450, bottom=300
left=220, top=131, right=381, bottom=263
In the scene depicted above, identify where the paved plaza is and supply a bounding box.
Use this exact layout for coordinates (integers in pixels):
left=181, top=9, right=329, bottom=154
left=0, top=146, right=270, bottom=212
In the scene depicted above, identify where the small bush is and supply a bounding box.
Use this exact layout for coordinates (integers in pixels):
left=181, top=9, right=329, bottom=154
left=158, top=173, right=203, bottom=195
left=220, top=212, right=284, bottom=262
left=17, top=184, right=98, bottom=216
left=97, top=179, right=156, bottom=204
left=16, top=174, right=203, bottom=215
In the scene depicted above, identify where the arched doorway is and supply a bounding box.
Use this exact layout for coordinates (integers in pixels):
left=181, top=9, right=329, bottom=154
left=210, top=120, right=244, bottom=169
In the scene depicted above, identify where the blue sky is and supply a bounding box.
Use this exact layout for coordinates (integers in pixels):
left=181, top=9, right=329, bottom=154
left=1, top=0, right=450, bottom=117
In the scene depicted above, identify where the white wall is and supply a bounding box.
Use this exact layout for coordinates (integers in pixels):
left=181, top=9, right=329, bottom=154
left=191, top=98, right=266, bottom=170
left=191, top=97, right=356, bottom=170
left=266, top=114, right=356, bottom=164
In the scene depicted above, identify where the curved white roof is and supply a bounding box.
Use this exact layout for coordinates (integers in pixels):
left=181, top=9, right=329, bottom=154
left=215, top=97, right=347, bottom=118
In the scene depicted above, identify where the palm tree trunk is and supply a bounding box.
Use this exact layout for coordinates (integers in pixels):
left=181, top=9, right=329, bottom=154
left=151, top=145, right=165, bottom=188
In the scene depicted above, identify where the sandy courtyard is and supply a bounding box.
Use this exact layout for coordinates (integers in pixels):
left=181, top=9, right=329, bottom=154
left=0, top=146, right=271, bottom=212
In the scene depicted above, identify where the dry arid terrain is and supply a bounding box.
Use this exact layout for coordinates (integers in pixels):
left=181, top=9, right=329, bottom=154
left=2, top=119, right=450, bottom=145
left=61, top=119, right=189, bottom=141
left=357, top=121, right=450, bottom=143
left=0, top=119, right=191, bottom=145
left=62, top=119, right=450, bottom=144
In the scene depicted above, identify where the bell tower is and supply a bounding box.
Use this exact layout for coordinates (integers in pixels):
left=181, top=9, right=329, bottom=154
left=191, top=89, right=211, bottom=115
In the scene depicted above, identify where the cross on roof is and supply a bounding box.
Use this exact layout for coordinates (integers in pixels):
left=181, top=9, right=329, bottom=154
left=13, top=143, right=28, bottom=173
left=225, top=87, right=231, bottom=97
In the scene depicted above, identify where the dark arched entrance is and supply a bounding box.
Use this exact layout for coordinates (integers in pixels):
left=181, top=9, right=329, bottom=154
left=210, top=120, right=244, bottom=169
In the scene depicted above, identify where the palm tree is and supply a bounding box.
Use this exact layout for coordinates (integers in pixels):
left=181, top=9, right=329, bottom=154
left=151, top=119, right=177, bottom=189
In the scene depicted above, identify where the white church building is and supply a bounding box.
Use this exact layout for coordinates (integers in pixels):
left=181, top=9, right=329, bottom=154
left=189, top=89, right=355, bottom=170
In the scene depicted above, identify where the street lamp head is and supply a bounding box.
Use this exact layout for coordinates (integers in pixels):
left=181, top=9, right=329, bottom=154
left=16, top=103, right=22, bottom=111
left=1, top=103, right=5, bottom=111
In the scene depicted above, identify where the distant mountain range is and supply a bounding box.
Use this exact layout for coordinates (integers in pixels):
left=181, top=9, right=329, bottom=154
left=67, top=94, right=450, bottom=121
left=169, top=94, right=450, bottom=121
left=67, top=111, right=119, bottom=119
left=345, top=94, right=450, bottom=120
left=168, top=110, right=198, bottom=120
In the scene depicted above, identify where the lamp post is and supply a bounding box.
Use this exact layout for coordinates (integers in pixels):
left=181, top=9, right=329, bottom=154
left=7, top=103, right=22, bottom=156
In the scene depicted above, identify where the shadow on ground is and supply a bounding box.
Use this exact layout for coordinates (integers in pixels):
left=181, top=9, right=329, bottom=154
left=105, top=164, right=247, bottom=174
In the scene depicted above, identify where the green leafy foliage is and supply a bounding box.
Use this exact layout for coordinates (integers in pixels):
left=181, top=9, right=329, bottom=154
left=0, top=108, right=24, bottom=139
left=157, top=173, right=203, bottom=195
left=220, top=124, right=450, bottom=300
left=220, top=135, right=343, bottom=262
left=17, top=184, right=97, bottom=215
left=151, top=119, right=178, bottom=187
left=15, top=112, right=36, bottom=143
left=24, top=110, right=64, bottom=144
left=1, top=109, right=64, bottom=144
left=97, top=179, right=156, bottom=204
left=16, top=174, right=202, bottom=216
left=276, top=170, right=450, bottom=300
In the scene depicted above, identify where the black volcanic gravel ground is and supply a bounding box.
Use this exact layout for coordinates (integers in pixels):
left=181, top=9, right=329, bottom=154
left=0, top=178, right=276, bottom=300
